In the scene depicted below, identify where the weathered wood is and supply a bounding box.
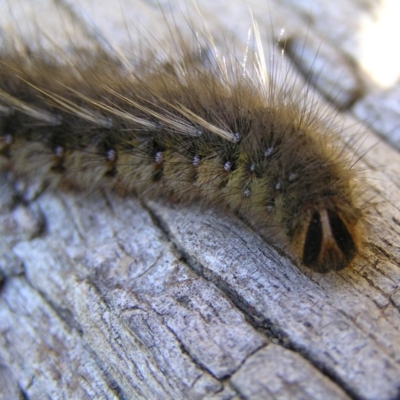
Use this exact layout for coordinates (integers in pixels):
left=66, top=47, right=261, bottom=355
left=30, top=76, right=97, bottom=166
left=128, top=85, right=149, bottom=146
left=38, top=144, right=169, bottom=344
left=1, top=1, right=400, bottom=399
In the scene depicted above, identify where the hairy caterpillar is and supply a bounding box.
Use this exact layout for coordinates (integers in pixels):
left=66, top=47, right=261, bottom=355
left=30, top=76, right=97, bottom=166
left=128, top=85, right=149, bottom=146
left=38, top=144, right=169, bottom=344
left=0, top=2, right=366, bottom=274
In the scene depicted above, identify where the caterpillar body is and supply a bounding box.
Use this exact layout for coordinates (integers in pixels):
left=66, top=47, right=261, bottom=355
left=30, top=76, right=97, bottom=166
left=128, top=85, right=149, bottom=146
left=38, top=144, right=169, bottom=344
left=0, top=4, right=365, bottom=274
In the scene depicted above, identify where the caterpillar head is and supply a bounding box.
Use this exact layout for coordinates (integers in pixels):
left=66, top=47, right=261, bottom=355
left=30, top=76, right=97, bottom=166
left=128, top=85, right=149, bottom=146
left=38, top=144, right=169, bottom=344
left=290, top=197, right=362, bottom=273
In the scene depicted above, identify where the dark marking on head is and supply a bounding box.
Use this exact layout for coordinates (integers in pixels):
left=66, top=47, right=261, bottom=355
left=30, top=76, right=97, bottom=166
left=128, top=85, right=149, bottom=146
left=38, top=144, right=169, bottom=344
left=303, top=211, right=322, bottom=268
left=302, top=208, right=357, bottom=273
left=328, top=210, right=356, bottom=263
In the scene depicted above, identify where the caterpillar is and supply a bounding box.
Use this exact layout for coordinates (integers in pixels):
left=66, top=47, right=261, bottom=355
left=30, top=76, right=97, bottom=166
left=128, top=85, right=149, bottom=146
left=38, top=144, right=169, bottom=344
left=0, top=1, right=367, bottom=274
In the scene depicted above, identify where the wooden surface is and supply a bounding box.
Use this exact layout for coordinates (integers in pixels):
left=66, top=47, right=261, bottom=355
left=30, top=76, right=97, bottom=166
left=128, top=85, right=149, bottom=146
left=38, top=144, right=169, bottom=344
left=1, top=0, right=400, bottom=399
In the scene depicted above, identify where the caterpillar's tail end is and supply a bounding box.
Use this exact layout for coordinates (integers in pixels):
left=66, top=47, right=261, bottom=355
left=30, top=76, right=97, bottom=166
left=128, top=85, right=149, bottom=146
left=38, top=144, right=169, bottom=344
left=292, top=198, right=362, bottom=273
